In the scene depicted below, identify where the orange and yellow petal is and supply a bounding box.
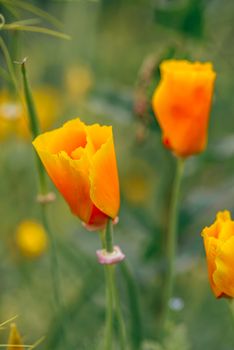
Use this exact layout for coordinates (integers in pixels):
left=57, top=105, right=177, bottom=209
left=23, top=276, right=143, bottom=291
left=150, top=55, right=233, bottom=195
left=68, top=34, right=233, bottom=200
left=35, top=147, right=93, bottom=223
left=201, top=210, right=234, bottom=298
left=213, top=236, right=234, bottom=297
left=33, top=118, right=87, bottom=155
left=89, top=127, right=120, bottom=219
left=202, top=234, right=222, bottom=297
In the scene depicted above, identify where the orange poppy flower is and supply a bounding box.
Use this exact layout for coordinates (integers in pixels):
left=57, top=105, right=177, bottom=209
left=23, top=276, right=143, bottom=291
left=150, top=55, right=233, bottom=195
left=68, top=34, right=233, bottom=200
left=33, top=118, right=120, bottom=229
left=152, top=60, right=216, bottom=157
left=201, top=210, right=234, bottom=298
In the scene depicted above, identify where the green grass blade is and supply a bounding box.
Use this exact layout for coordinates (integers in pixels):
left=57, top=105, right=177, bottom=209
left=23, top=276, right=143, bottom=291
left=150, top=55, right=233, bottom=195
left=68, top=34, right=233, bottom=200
left=0, top=37, right=20, bottom=95
left=3, top=23, right=71, bottom=40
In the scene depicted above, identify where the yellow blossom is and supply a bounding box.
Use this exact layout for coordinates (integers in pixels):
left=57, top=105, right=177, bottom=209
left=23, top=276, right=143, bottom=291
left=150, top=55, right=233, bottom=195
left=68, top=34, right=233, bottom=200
left=15, top=220, right=48, bottom=258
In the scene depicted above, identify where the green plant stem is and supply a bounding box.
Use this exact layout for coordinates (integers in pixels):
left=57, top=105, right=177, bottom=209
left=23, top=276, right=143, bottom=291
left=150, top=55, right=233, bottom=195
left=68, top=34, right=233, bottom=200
left=20, top=60, right=67, bottom=346
left=161, top=157, right=185, bottom=331
left=106, top=218, right=114, bottom=252
left=21, top=60, right=47, bottom=193
left=101, top=220, right=127, bottom=350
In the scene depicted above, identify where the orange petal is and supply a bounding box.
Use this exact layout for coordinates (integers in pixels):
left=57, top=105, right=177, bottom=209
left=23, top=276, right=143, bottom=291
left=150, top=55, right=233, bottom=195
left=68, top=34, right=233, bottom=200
left=34, top=118, right=87, bottom=156
left=213, top=236, right=234, bottom=297
left=88, top=125, right=120, bottom=219
left=33, top=119, right=94, bottom=223
left=202, top=234, right=222, bottom=297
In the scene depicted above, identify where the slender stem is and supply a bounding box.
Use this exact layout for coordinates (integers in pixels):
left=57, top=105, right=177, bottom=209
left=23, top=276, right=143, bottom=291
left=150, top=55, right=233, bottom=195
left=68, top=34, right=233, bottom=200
left=106, top=218, right=114, bottom=253
left=21, top=59, right=47, bottom=193
left=21, top=60, right=40, bottom=138
left=20, top=60, right=67, bottom=346
left=101, top=219, right=127, bottom=350
left=120, top=261, right=142, bottom=350
left=161, top=157, right=185, bottom=331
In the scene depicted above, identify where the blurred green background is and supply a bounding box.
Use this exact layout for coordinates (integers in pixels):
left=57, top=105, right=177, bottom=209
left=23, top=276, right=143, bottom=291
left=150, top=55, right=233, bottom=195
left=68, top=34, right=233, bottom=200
left=0, top=0, right=234, bottom=349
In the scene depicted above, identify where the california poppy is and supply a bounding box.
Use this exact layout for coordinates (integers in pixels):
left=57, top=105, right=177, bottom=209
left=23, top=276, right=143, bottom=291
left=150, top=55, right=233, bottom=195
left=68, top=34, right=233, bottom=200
left=152, top=60, right=216, bottom=157
left=33, top=118, right=120, bottom=229
left=202, top=210, right=234, bottom=298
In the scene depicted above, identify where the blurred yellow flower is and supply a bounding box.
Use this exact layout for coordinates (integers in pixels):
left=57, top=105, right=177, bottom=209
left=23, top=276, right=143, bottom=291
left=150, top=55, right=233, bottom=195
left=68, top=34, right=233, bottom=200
left=0, top=86, right=61, bottom=140
left=7, top=323, right=24, bottom=350
left=201, top=210, right=234, bottom=298
left=0, top=90, right=24, bottom=140
left=65, top=65, right=93, bottom=101
left=15, top=220, right=48, bottom=259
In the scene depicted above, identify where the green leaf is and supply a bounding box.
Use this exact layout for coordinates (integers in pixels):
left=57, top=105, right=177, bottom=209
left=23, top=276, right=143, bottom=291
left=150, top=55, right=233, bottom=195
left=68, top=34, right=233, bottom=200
left=0, top=36, right=20, bottom=95
left=3, top=23, right=71, bottom=40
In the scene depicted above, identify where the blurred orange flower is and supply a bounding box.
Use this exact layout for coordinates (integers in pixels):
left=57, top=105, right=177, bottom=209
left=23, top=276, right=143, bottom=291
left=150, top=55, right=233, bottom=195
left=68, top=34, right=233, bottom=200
left=0, top=87, right=61, bottom=140
left=201, top=210, right=234, bottom=298
left=152, top=60, right=216, bottom=157
left=33, top=118, right=120, bottom=229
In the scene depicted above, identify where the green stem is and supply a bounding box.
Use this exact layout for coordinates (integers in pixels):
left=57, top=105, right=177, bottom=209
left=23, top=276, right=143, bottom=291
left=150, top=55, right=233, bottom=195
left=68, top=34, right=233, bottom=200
left=101, top=220, right=127, bottom=350
left=106, top=218, right=114, bottom=253
left=120, top=261, right=142, bottom=350
left=20, top=60, right=67, bottom=346
left=21, top=59, right=47, bottom=194
left=161, top=157, right=185, bottom=331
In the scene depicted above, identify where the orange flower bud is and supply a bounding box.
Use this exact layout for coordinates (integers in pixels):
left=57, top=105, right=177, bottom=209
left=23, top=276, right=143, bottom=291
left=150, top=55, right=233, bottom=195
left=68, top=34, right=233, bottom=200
left=201, top=210, right=234, bottom=298
left=152, top=60, right=216, bottom=157
left=33, top=118, right=120, bottom=229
